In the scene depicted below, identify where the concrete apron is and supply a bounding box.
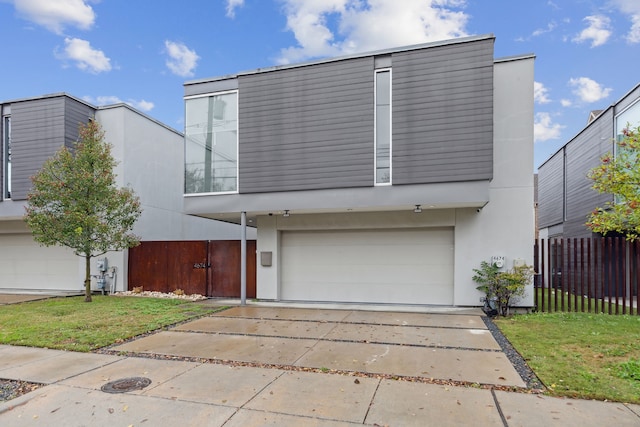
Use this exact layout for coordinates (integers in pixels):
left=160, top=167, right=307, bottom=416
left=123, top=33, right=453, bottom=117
left=110, top=306, right=524, bottom=388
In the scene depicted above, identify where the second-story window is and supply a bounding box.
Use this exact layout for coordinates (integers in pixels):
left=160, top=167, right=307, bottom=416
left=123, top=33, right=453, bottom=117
left=375, top=69, right=391, bottom=184
left=185, top=91, right=238, bottom=194
left=2, top=115, right=10, bottom=199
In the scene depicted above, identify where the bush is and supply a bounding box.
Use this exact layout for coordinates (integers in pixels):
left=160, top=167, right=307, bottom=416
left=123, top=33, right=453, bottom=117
left=473, top=261, right=532, bottom=316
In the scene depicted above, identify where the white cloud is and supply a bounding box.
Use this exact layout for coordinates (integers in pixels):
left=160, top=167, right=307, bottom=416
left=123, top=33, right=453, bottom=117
left=277, top=0, right=469, bottom=64
left=534, top=81, right=551, bottom=104
left=164, top=40, right=199, bottom=77
left=534, top=112, right=564, bottom=143
left=573, top=15, right=611, bottom=47
left=226, top=0, right=244, bottom=18
left=83, top=95, right=155, bottom=112
left=532, top=21, right=556, bottom=37
left=560, top=99, right=572, bottom=107
left=627, top=15, right=640, bottom=43
left=13, top=0, right=95, bottom=34
left=58, top=37, right=111, bottom=73
left=568, top=77, right=612, bottom=103
left=134, top=100, right=155, bottom=112
left=608, top=0, right=640, bottom=43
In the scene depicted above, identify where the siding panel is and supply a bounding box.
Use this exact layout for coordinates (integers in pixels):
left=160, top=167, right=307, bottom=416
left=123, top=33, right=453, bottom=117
left=564, top=109, right=614, bottom=238
left=9, top=96, right=94, bottom=200
left=537, top=150, right=565, bottom=228
left=392, top=38, right=494, bottom=184
left=238, top=58, right=375, bottom=193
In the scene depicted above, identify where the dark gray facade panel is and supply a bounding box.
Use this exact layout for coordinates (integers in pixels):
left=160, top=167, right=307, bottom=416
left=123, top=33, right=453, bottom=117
left=238, top=57, right=375, bottom=193
left=392, top=38, right=494, bottom=185
left=64, top=97, right=95, bottom=148
left=564, top=110, right=614, bottom=238
left=8, top=96, right=95, bottom=200
left=10, top=97, right=66, bottom=200
left=562, top=217, right=597, bottom=239
left=537, top=151, right=565, bottom=228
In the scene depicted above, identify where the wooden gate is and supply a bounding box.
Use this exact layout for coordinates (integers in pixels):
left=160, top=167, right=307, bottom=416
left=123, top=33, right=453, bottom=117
left=128, top=240, right=256, bottom=298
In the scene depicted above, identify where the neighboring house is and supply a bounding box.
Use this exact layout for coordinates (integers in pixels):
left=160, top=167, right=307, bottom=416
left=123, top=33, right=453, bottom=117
left=0, top=93, right=245, bottom=294
left=538, top=83, right=640, bottom=240
left=183, top=34, right=535, bottom=307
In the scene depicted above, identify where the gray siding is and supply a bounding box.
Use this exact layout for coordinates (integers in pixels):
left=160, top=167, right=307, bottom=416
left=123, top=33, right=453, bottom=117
left=238, top=58, right=375, bottom=193
left=392, top=38, right=494, bottom=184
left=538, top=150, right=564, bottom=228
left=9, top=96, right=94, bottom=200
left=64, top=97, right=95, bottom=148
left=564, top=109, right=614, bottom=238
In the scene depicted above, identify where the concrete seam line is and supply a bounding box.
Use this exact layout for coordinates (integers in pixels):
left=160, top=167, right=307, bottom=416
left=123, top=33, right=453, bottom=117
left=491, top=389, right=509, bottom=427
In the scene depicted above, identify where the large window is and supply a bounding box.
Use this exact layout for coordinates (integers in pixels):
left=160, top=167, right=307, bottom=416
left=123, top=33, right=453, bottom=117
left=2, top=115, right=10, bottom=199
left=616, top=99, right=640, bottom=142
left=375, top=69, right=391, bottom=184
left=185, top=92, right=238, bottom=194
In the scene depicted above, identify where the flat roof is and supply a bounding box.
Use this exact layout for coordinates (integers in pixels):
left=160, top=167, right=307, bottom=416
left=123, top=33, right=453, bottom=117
left=185, top=33, right=498, bottom=87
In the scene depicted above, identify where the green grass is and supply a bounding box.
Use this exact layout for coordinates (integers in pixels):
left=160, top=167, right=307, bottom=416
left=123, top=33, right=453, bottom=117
left=0, top=296, right=222, bottom=352
left=534, top=288, right=638, bottom=315
left=495, top=312, right=640, bottom=403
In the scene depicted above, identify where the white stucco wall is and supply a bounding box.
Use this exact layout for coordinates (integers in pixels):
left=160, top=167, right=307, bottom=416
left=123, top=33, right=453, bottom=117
left=453, top=56, right=535, bottom=307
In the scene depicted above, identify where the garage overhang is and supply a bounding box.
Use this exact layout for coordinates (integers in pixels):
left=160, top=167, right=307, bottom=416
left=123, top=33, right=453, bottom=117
left=184, top=180, right=490, bottom=225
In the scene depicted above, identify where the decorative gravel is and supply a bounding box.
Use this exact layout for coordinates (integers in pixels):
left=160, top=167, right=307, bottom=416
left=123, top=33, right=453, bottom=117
left=0, top=379, right=43, bottom=402
left=483, top=316, right=546, bottom=391
left=113, top=290, right=207, bottom=301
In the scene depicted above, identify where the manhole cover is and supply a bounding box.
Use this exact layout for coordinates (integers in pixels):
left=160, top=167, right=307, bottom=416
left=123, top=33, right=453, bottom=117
left=101, top=377, right=152, bottom=394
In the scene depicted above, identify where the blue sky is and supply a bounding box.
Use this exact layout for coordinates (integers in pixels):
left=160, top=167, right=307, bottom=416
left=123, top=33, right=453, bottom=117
left=1, top=0, right=639, bottom=168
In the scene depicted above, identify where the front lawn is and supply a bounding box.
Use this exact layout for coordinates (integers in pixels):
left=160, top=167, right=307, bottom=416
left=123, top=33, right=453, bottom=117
left=0, top=295, right=221, bottom=352
left=495, top=312, right=640, bottom=404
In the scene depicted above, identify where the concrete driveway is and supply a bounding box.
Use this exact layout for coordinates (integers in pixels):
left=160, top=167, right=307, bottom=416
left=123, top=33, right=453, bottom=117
left=109, top=305, right=524, bottom=388
left=2, top=304, right=640, bottom=426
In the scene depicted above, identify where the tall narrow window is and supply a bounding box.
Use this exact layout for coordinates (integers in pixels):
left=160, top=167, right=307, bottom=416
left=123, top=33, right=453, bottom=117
left=375, top=69, right=391, bottom=184
left=2, top=116, right=10, bottom=199
left=184, top=91, right=238, bottom=194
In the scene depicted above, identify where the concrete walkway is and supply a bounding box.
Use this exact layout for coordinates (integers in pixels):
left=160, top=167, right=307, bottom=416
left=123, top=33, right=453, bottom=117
left=0, top=304, right=639, bottom=426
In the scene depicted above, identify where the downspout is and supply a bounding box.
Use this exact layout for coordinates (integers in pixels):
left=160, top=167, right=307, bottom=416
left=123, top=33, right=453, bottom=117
left=241, top=211, right=247, bottom=306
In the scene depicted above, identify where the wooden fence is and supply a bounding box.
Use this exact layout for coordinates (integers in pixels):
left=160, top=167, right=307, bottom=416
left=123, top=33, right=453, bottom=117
left=534, top=238, right=640, bottom=315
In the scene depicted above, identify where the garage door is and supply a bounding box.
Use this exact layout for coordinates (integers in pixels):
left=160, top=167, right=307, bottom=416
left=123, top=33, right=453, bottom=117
left=0, top=234, right=80, bottom=291
left=281, top=228, right=454, bottom=305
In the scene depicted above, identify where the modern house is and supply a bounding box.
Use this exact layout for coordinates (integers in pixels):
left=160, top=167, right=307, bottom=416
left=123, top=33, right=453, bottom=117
left=0, top=93, right=244, bottom=294
left=538, top=83, right=640, bottom=240
left=183, top=34, right=535, bottom=307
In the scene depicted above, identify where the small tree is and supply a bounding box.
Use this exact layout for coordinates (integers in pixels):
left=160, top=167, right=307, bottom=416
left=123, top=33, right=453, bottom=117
left=24, top=121, right=142, bottom=302
left=587, top=124, right=640, bottom=240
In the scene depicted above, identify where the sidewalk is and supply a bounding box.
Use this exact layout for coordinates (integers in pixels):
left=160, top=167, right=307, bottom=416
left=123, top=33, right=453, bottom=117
left=0, top=308, right=640, bottom=427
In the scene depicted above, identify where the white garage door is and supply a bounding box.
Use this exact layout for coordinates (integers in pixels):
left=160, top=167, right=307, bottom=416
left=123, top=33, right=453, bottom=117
left=281, top=228, right=454, bottom=305
left=0, top=234, right=80, bottom=291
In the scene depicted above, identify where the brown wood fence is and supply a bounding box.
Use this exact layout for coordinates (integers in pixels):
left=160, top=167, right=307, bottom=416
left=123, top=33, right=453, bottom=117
left=128, top=240, right=256, bottom=298
left=534, top=237, right=640, bottom=315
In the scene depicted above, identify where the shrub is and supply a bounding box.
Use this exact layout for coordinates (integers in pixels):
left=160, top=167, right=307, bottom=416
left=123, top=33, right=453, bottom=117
left=473, top=261, right=532, bottom=316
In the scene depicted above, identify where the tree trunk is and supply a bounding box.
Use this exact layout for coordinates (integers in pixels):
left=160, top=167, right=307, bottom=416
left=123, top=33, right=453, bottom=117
left=84, top=255, right=92, bottom=302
